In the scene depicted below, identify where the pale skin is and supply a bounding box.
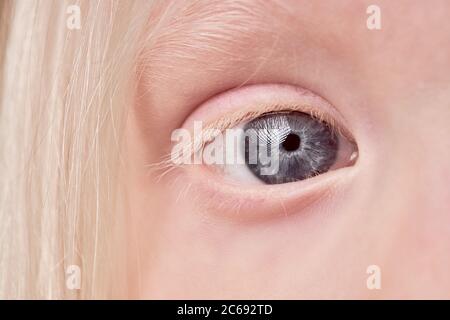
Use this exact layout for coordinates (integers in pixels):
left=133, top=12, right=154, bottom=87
left=124, top=0, right=450, bottom=298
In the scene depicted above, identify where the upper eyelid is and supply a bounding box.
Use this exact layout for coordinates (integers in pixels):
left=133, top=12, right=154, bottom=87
left=193, top=95, right=354, bottom=138
left=181, top=84, right=355, bottom=138
left=200, top=102, right=351, bottom=140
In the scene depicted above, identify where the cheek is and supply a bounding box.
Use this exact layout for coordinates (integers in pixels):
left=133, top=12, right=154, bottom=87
left=131, top=169, right=372, bottom=299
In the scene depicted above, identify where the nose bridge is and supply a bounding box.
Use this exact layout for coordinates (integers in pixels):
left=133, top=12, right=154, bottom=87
left=368, top=102, right=450, bottom=297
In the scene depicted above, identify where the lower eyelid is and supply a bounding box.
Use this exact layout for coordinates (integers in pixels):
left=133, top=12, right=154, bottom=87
left=180, top=159, right=357, bottom=223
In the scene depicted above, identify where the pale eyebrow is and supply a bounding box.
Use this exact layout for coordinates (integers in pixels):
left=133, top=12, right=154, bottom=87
left=140, top=0, right=290, bottom=71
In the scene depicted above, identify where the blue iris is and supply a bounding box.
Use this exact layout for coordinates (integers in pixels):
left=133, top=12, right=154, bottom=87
left=244, top=111, right=338, bottom=184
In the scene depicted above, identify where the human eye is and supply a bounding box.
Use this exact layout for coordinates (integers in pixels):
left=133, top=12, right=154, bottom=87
left=176, top=84, right=358, bottom=187
left=221, top=110, right=356, bottom=185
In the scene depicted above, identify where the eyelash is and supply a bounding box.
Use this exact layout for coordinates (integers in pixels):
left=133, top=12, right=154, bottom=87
left=169, top=102, right=355, bottom=166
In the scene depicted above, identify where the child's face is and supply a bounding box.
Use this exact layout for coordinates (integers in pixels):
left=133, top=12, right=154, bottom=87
left=125, top=0, right=450, bottom=298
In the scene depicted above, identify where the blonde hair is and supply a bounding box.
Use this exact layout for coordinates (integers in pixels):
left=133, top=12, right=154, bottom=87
left=0, top=0, right=152, bottom=299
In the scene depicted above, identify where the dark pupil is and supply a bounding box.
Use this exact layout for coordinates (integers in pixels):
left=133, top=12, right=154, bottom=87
left=281, top=133, right=300, bottom=152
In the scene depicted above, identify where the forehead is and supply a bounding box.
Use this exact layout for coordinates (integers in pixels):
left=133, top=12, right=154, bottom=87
left=146, top=1, right=450, bottom=80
